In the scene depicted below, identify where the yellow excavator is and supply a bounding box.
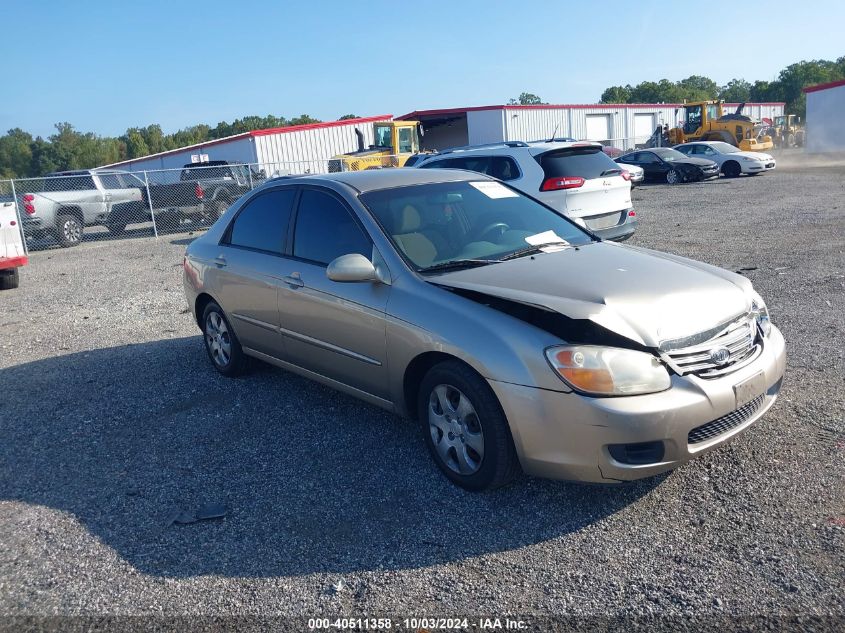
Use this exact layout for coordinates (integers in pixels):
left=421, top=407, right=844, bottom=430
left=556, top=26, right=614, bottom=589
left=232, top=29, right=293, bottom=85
left=668, top=101, right=773, bottom=151
left=329, top=120, right=424, bottom=172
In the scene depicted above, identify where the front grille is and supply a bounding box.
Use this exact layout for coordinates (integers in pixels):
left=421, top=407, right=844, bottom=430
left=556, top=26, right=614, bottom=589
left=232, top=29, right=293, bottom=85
left=662, top=315, right=760, bottom=379
left=585, top=210, right=625, bottom=230
left=688, top=395, right=765, bottom=444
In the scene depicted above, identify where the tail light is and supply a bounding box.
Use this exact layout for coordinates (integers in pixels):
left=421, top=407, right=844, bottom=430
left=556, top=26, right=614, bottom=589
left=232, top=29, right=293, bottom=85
left=23, top=194, right=35, bottom=214
left=628, top=210, right=636, bottom=217
left=195, top=183, right=205, bottom=199
left=621, top=171, right=632, bottom=181
left=541, top=176, right=585, bottom=191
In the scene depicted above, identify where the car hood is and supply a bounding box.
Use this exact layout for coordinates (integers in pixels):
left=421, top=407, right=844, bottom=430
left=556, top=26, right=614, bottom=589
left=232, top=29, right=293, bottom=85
left=431, top=243, right=752, bottom=348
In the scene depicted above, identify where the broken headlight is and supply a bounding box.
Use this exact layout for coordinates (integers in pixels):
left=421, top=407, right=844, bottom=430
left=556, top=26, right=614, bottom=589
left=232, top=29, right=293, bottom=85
left=545, top=346, right=670, bottom=396
left=750, top=291, right=772, bottom=336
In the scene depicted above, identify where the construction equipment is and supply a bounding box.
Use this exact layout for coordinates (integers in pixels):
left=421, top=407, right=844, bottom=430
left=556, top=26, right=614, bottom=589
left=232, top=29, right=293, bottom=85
left=329, top=120, right=424, bottom=172
left=667, top=101, right=773, bottom=151
left=769, top=114, right=805, bottom=148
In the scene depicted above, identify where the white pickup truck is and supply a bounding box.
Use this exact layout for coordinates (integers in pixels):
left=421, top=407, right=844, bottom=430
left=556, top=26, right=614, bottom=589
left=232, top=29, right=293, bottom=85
left=20, top=169, right=146, bottom=247
left=0, top=197, right=27, bottom=289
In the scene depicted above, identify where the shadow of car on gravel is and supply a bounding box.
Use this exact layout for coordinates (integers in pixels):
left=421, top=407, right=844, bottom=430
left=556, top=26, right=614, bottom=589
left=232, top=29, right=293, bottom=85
left=0, top=337, right=665, bottom=578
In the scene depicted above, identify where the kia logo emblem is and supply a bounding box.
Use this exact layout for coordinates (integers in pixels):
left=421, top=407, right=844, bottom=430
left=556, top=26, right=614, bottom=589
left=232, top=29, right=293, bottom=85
left=709, top=347, right=731, bottom=365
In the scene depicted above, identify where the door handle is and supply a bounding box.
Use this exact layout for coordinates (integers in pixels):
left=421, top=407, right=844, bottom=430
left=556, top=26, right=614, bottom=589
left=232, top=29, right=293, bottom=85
left=213, top=255, right=227, bottom=267
left=283, top=272, right=304, bottom=288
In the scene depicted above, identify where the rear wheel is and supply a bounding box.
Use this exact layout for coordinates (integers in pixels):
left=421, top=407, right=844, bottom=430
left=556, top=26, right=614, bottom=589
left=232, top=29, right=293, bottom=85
left=0, top=268, right=19, bottom=290
left=666, top=169, right=681, bottom=185
left=107, top=221, right=128, bottom=235
left=202, top=301, right=249, bottom=377
left=55, top=214, right=83, bottom=247
left=723, top=161, right=741, bottom=178
left=417, top=360, right=519, bottom=491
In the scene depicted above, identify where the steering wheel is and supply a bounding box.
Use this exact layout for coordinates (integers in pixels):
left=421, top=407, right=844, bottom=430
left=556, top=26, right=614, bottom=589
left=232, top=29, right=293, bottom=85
left=476, top=222, right=510, bottom=242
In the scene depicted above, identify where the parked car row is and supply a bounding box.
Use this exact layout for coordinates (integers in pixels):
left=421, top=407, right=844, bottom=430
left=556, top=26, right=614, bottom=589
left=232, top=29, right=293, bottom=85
left=613, top=142, right=776, bottom=184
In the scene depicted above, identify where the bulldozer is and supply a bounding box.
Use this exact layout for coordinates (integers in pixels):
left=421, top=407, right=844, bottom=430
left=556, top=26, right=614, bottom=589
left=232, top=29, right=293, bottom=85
left=329, top=120, right=424, bottom=172
left=768, top=114, right=805, bottom=148
left=667, top=101, right=773, bottom=151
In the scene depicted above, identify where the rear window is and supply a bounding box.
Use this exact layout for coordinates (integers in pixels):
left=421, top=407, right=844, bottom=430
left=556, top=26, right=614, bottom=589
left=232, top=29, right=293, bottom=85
left=536, top=147, right=621, bottom=180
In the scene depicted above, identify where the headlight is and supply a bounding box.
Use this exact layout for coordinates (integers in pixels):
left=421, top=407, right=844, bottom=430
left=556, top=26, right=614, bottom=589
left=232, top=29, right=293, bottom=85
left=740, top=156, right=757, bottom=162
left=750, top=290, right=772, bottom=336
left=545, top=346, right=671, bottom=396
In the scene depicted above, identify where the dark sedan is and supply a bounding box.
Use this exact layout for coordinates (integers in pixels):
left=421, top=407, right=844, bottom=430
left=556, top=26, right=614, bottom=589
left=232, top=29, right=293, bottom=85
left=615, top=148, right=719, bottom=184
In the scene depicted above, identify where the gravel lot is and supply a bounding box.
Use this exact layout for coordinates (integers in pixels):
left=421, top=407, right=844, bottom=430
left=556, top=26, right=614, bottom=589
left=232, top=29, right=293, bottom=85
left=1, top=155, right=843, bottom=629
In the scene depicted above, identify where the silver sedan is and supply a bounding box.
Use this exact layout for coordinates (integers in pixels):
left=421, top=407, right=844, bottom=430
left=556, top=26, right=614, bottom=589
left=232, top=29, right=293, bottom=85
left=183, top=169, right=785, bottom=490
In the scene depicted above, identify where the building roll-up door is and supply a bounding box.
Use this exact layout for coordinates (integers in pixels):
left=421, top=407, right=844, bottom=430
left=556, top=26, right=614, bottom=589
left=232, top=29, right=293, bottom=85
left=585, top=114, right=611, bottom=143
left=634, top=113, right=656, bottom=144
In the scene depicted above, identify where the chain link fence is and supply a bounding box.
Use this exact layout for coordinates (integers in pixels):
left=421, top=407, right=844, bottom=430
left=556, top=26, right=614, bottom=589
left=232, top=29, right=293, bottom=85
left=0, top=157, right=395, bottom=252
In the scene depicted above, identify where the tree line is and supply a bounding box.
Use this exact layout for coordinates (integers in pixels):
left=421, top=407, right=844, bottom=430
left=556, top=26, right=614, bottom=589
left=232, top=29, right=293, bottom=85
left=599, top=57, right=845, bottom=117
left=0, top=113, right=359, bottom=179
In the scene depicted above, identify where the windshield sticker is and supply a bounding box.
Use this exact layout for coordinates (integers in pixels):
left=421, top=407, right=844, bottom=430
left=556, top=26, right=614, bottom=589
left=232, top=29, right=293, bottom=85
left=525, top=230, right=569, bottom=247
left=469, top=181, right=519, bottom=199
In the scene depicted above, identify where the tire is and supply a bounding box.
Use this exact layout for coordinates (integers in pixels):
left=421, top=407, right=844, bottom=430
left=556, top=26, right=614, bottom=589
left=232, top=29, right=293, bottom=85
left=417, top=360, right=519, bottom=491
left=107, top=221, right=128, bottom=236
left=723, top=161, right=741, bottom=178
left=202, top=301, right=249, bottom=377
left=666, top=169, right=681, bottom=185
left=0, top=268, right=19, bottom=290
left=786, top=133, right=796, bottom=148
left=211, top=198, right=229, bottom=219
left=55, top=214, right=83, bottom=247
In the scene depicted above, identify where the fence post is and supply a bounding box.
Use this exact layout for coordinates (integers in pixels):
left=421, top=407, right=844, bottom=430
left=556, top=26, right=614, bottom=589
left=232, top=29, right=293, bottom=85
left=8, top=178, right=28, bottom=256
left=143, top=171, right=159, bottom=239
left=248, top=164, right=254, bottom=190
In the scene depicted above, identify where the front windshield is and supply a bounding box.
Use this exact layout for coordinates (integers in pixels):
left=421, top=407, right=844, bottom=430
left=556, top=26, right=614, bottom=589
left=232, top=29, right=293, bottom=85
left=374, top=125, right=393, bottom=149
left=359, top=180, right=595, bottom=271
left=709, top=141, right=739, bottom=154
left=653, top=148, right=688, bottom=162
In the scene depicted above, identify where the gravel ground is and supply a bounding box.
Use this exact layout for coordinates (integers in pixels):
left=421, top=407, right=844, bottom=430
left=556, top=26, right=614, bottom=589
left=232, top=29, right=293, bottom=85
left=1, top=156, right=843, bottom=629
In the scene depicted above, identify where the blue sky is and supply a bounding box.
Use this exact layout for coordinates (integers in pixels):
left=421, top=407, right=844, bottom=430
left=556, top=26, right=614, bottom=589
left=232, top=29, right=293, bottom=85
left=2, top=0, right=842, bottom=138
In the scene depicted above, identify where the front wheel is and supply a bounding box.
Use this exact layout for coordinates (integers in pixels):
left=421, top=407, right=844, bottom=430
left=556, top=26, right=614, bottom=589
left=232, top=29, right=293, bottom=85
left=666, top=169, right=681, bottom=185
left=722, top=161, right=741, bottom=178
left=418, top=360, right=519, bottom=491
left=202, top=301, right=250, bottom=377
left=55, top=214, right=83, bottom=247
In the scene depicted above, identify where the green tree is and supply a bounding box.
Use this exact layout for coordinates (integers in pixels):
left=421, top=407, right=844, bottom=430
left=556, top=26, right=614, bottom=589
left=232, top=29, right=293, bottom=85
left=508, top=92, right=544, bottom=105
left=600, top=85, right=633, bottom=103
left=719, top=79, right=752, bottom=102
left=0, top=128, right=34, bottom=178
left=338, top=114, right=359, bottom=120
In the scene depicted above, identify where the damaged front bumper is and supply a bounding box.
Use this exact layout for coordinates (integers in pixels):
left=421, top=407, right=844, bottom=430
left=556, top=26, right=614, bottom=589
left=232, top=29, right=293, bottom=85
left=488, top=324, right=786, bottom=483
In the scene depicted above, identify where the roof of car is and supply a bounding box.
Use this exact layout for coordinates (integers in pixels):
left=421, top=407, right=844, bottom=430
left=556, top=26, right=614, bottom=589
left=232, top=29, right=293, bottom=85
left=265, top=168, right=485, bottom=193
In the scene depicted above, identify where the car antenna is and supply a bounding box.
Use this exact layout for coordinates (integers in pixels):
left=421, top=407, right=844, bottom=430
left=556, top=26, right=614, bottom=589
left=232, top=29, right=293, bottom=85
left=547, top=122, right=560, bottom=143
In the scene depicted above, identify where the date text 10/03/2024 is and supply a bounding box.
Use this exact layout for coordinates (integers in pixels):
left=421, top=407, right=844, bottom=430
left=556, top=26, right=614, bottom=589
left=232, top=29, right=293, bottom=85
left=307, top=617, right=528, bottom=630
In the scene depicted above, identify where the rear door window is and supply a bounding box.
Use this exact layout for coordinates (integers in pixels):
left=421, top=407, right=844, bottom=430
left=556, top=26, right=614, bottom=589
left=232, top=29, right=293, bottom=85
left=536, top=147, right=621, bottom=180
left=225, top=188, right=295, bottom=254
left=293, top=189, right=371, bottom=265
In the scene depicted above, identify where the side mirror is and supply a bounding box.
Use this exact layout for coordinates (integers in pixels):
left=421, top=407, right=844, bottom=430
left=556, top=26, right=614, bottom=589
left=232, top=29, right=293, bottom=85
left=326, top=253, right=377, bottom=283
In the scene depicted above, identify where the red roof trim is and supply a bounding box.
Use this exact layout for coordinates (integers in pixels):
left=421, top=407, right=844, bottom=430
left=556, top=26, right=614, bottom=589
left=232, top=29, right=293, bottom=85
left=803, top=79, right=845, bottom=94
left=398, top=102, right=785, bottom=119
left=249, top=115, right=391, bottom=137
left=103, top=115, right=393, bottom=168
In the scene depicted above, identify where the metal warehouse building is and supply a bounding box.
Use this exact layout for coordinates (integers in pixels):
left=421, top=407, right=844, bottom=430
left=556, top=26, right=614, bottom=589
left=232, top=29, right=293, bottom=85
left=398, top=102, right=785, bottom=150
left=101, top=115, right=392, bottom=177
left=803, top=79, right=845, bottom=153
